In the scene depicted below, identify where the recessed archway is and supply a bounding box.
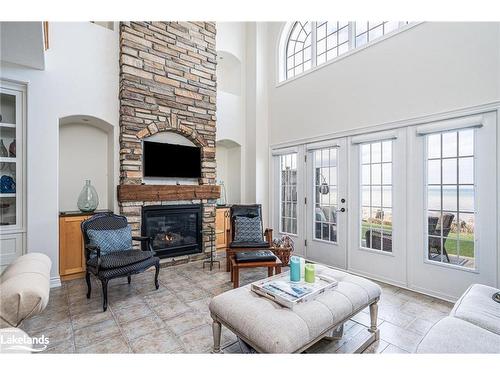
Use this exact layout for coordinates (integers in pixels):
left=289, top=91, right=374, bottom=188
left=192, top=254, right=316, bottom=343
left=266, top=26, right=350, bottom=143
left=58, top=115, right=115, bottom=212
left=216, top=138, right=242, bottom=204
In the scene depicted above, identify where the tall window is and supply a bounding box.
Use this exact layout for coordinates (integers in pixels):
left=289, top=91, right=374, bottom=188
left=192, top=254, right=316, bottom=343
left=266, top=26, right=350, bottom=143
left=286, top=22, right=312, bottom=79
left=426, top=130, right=475, bottom=269
left=281, top=21, right=409, bottom=82
left=361, top=141, right=393, bottom=252
left=313, top=147, right=338, bottom=242
left=280, top=153, right=298, bottom=234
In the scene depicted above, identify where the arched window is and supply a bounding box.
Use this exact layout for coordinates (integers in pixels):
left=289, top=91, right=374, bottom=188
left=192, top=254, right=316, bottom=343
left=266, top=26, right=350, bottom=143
left=285, top=22, right=312, bottom=79
left=279, top=21, right=409, bottom=82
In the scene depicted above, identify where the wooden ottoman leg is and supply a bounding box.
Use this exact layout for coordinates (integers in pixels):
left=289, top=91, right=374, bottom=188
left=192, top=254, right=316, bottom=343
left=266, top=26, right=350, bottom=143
left=268, top=266, right=273, bottom=277
left=226, top=249, right=230, bottom=272
left=232, top=265, right=239, bottom=288
left=369, top=300, right=380, bottom=340
left=212, top=318, right=222, bottom=353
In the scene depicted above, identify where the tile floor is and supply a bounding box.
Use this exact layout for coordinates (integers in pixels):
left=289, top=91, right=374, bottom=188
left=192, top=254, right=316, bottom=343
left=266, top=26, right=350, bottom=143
left=23, top=257, right=453, bottom=354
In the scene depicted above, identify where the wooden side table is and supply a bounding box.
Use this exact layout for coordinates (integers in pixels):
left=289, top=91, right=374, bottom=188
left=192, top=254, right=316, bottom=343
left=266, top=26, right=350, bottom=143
left=230, top=256, right=282, bottom=289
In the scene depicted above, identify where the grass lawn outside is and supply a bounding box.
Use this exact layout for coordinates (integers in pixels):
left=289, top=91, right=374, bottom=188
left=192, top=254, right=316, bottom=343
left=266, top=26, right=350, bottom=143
left=361, top=223, right=475, bottom=258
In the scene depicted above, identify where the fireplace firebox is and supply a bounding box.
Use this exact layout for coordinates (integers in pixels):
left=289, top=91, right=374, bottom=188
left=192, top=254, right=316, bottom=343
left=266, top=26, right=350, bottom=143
left=141, top=205, right=202, bottom=258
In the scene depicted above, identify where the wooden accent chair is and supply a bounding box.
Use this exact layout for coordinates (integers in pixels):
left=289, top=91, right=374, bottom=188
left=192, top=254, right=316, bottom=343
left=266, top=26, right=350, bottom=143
left=225, top=204, right=273, bottom=272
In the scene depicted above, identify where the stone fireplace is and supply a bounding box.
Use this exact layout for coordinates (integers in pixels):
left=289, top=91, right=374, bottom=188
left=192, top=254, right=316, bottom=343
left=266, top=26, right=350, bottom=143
left=117, top=22, right=218, bottom=265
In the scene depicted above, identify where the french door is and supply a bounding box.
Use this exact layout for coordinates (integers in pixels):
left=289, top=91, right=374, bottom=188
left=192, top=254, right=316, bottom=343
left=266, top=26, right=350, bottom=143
left=305, top=139, right=348, bottom=268
left=347, top=129, right=407, bottom=286
left=271, top=138, right=349, bottom=266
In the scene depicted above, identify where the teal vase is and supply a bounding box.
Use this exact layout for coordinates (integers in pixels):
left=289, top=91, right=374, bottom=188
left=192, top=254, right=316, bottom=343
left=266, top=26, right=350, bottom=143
left=77, top=180, right=99, bottom=212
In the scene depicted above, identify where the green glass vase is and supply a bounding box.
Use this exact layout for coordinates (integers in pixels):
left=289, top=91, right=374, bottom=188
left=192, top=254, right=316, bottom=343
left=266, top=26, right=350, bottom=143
left=77, top=179, right=99, bottom=212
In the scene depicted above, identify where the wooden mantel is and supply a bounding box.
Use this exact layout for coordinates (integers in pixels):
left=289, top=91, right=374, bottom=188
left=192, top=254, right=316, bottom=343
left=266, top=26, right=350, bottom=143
left=117, top=184, right=220, bottom=202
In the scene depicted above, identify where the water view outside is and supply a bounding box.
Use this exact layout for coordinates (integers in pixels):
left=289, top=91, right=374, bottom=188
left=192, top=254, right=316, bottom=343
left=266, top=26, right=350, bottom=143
left=360, top=140, right=393, bottom=252
left=426, top=129, right=475, bottom=269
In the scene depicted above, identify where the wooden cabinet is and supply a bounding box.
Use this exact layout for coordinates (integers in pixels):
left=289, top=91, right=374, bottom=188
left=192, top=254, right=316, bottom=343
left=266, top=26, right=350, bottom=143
left=59, top=213, right=90, bottom=281
left=215, top=207, right=230, bottom=250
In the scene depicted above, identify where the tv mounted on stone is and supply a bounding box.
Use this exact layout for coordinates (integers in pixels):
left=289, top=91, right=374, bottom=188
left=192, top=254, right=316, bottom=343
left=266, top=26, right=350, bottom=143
left=143, top=140, right=202, bottom=178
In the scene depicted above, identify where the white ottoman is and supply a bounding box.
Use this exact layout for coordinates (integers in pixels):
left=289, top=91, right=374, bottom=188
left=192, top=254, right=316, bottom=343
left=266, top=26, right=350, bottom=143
left=0, top=253, right=51, bottom=328
left=209, top=265, right=381, bottom=353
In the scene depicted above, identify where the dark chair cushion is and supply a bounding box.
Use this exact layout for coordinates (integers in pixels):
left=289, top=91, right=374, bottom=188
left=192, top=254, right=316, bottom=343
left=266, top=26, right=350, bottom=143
left=97, top=256, right=159, bottom=279
left=231, top=204, right=262, bottom=219
left=234, top=216, right=264, bottom=243
left=229, top=241, right=270, bottom=249
left=235, top=250, right=276, bottom=263
left=87, top=250, right=154, bottom=270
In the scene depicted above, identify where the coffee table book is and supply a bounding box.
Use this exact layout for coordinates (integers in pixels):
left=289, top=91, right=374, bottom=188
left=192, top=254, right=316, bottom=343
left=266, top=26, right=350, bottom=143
left=251, top=271, right=338, bottom=309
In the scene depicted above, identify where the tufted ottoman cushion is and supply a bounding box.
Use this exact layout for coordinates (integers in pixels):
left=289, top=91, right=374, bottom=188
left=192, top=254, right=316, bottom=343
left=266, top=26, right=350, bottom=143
left=209, top=264, right=381, bottom=353
left=0, top=253, right=51, bottom=328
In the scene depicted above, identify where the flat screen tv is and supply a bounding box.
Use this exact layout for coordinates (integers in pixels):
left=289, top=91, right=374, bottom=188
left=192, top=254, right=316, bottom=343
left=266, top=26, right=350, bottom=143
left=143, top=141, right=201, bottom=178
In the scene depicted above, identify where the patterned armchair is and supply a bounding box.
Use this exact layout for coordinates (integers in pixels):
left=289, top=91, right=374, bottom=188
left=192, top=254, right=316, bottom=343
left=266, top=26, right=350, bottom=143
left=81, top=213, right=160, bottom=311
left=225, top=204, right=273, bottom=272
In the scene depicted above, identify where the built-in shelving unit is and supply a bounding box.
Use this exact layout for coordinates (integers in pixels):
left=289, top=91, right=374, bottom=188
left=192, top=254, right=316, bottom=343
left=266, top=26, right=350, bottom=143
left=0, top=82, right=26, bottom=271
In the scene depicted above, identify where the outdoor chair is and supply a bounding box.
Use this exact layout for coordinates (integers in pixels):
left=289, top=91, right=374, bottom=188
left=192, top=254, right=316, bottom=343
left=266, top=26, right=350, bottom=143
left=365, top=213, right=455, bottom=261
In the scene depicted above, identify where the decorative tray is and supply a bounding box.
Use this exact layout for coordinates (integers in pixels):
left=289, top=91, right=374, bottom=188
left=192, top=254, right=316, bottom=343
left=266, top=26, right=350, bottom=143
left=251, top=271, right=338, bottom=309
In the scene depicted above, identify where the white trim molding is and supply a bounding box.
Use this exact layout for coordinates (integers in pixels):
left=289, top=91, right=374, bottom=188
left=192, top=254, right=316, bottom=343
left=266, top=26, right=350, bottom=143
left=50, top=276, right=62, bottom=288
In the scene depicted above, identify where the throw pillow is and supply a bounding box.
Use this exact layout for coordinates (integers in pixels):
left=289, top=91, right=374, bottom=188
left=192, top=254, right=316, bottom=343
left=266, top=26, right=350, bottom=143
left=87, top=226, right=133, bottom=256
left=234, top=216, right=264, bottom=243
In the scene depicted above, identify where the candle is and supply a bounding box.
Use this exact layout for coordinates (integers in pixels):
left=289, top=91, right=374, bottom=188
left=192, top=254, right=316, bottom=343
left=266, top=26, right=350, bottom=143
left=299, top=257, right=306, bottom=278
left=289, top=256, right=301, bottom=282
left=305, top=263, right=315, bottom=283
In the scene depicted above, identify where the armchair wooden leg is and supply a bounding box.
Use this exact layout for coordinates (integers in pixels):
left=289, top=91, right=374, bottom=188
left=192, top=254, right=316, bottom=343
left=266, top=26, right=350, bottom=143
left=85, top=271, right=91, bottom=299
left=101, top=279, right=109, bottom=312
left=226, top=249, right=230, bottom=272
left=154, top=263, right=160, bottom=289
left=127, top=275, right=131, bottom=284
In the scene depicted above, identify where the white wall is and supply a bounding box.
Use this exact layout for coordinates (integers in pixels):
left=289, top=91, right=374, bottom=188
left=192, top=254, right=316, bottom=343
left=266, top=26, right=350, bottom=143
left=59, top=122, right=111, bottom=212
left=266, top=22, right=500, bottom=146
left=216, top=22, right=247, bottom=204
left=216, top=22, right=271, bottom=226
left=0, top=22, right=119, bottom=284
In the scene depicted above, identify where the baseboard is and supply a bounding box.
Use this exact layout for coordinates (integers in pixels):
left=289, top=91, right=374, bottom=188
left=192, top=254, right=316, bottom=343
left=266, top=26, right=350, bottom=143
left=50, top=276, right=62, bottom=288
